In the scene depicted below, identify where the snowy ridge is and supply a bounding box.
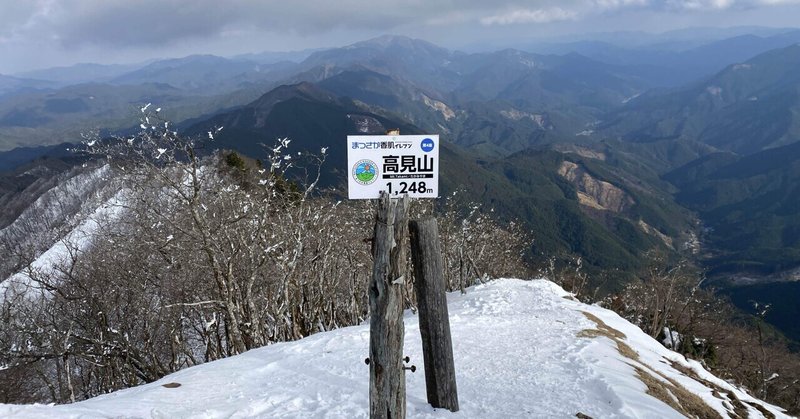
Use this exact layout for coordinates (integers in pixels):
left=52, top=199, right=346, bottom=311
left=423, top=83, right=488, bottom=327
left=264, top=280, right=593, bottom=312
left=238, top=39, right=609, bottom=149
left=1, top=165, right=112, bottom=240
left=0, top=279, right=790, bottom=418
left=0, top=164, right=116, bottom=281
left=0, top=190, right=126, bottom=299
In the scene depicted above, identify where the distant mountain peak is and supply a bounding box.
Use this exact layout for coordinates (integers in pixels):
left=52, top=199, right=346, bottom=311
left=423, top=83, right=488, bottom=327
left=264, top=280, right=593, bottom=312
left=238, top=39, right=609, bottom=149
left=249, top=81, right=338, bottom=109
left=351, top=34, right=446, bottom=51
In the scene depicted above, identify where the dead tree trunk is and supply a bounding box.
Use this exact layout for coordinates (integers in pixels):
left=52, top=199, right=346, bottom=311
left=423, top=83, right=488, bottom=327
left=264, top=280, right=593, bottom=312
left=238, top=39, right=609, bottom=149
left=369, top=193, right=409, bottom=419
left=409, top=217, right=459, bottom=412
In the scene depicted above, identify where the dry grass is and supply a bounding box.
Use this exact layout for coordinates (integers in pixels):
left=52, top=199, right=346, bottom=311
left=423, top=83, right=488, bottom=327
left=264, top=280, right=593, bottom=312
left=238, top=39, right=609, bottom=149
left=577, top=311, right=638, bottom=362
left=576, top=311, right=729, bottom=418
left=634, top=365, right=684, bottom=413
left=669, top=361, right=714, bottom=388
left=723, top=391, right=750, bottom=419
left=576, top=329, right=607, bottom=339
left=580, top=312, right=626, bottom=339
left=668, top=360, right=766, bottom=419
left=746, top=401, right=776, bottom=419
left=633, top=365, right=723, bottom=419
left=616, top=340, right=639, bottom=361
left=574, top=310, right=785, bottom=418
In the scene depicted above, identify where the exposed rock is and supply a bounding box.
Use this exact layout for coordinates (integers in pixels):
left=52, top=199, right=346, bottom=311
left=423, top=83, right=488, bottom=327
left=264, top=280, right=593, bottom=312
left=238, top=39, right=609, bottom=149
left=499, top=109, right=553, bottom=130
left=421, top=94, right=455, bottom=120
left=638, top=220, right=673, bottom=248
left=706, top=86, right=722, bottom=97
left=552, top=145, right=607, bottom=161
left=576, top=192, right=606, bottom=210
left=683, top=231, right=700, bottom=255
left=346, top=114, right=385, bottom=133
left=557, top=161, right=633, bottom=213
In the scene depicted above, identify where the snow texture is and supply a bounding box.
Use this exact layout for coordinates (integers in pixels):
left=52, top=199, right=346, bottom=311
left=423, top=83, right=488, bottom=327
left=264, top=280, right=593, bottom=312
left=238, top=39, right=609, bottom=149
left=0, top=191, right=125, bottom=299
left=0, top=279, right=790, bottom=418
left=661, top=327, right=682, bottom=349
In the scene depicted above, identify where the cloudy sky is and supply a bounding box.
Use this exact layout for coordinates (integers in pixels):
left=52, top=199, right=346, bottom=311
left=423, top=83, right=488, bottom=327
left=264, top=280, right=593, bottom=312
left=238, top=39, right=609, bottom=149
left=1, top=0, right=799, bottom=74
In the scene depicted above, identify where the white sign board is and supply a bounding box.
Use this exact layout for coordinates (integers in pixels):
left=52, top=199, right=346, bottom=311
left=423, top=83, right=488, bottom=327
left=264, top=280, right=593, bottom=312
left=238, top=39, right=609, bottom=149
left=347, top=135, right=439, bottom=199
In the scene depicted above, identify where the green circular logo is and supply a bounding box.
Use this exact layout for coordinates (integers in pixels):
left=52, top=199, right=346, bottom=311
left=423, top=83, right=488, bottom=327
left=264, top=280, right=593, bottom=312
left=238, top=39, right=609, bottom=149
left=353, top=159, right=378, bottom=185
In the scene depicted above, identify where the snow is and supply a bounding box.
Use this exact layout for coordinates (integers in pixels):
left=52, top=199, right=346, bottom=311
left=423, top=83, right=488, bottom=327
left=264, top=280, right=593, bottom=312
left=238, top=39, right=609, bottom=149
left=622, top=93, right=641, bottom=104
left=0, top=191, right=126, bottom=299
left=0, top=279, right=790, bottom=418
left=707, top=86, right=723, bottom=97
left=661, top=327, right=682, bottom=349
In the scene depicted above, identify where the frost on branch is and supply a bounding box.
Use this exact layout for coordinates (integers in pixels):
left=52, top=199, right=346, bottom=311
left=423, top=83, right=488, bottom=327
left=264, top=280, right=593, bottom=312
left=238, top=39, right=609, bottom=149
left=80, top=105, right=223, bottom=169
left=0, top=108, right=533, bottom=406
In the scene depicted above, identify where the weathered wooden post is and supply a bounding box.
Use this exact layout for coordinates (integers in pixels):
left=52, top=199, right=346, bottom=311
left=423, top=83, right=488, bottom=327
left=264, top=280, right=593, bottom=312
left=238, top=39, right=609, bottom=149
left=409, top=217, right=459, bottom=412
left=369, top=192, right=410, bottom=419
left=348, top=132, right=442, bottom=418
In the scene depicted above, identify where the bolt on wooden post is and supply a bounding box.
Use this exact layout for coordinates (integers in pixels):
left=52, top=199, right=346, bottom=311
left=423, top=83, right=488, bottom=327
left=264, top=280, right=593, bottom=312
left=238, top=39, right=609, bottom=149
left=409, top=217, right=459, bottom=412
left=368, top=192, right=409, bottom=419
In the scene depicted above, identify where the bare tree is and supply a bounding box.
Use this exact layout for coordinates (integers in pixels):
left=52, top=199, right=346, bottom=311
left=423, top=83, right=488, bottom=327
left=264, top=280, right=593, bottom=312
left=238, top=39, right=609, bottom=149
left=0, top=108, right=534, bottom=404
left=435, top=190, right=534, bottom=293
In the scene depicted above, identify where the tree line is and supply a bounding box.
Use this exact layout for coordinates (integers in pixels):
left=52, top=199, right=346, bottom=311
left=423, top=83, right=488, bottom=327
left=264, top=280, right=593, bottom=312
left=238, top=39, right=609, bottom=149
left=0, top=112, right=532, bottom=403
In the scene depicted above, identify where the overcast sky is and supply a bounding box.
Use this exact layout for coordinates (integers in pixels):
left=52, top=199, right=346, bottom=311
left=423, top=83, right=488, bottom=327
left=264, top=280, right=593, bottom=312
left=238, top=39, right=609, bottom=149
left=2, top=0, right=799, bottom=74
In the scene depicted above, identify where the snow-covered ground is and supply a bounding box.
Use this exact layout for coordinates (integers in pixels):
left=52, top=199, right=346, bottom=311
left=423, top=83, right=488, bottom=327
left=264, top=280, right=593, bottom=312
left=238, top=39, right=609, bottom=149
left=0, top=191, right=125, bottom=299
left=0, top=279, right=790, bottom=418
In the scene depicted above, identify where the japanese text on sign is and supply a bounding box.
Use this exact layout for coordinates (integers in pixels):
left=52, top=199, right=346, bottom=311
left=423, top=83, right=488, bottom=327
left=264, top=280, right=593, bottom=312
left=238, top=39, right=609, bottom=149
left=347, top=135, right=439, bottom=199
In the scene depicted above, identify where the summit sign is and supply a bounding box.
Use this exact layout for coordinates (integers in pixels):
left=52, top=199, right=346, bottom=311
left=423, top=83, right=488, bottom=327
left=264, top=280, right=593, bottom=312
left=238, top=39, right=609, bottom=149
left=347, top=135, right=440, bottom=199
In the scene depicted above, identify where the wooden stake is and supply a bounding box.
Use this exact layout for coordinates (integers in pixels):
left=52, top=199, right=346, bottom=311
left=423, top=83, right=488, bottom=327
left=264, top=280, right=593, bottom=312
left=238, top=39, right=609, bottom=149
left=369, top=192, right=409, bottom=419
left=409, top=217, right=459, bottom=412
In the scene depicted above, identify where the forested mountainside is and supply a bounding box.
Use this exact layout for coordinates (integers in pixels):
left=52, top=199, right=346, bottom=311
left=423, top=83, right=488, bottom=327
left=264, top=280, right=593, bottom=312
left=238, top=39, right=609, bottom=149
left=3, top=29, right=800, bottom=414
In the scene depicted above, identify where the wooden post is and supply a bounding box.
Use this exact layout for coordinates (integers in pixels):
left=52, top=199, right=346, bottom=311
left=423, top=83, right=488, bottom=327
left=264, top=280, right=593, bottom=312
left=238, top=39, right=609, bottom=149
left=369, top=192, right=409, bottom=419
left=409, top=217, right=459, bottom=412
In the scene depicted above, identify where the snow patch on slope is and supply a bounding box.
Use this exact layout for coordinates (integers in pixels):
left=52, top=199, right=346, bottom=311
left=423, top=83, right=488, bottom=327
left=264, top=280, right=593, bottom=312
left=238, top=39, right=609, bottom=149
left=1, top=190, right=127, bottom=299
left=0, top=279, right=789, bottom=418
left=0, top=164, right=122, bottom=285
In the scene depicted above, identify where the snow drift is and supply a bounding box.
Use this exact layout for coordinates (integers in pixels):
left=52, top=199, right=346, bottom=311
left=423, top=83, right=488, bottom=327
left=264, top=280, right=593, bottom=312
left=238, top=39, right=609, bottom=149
left=0, top=278, right=790, bottom=418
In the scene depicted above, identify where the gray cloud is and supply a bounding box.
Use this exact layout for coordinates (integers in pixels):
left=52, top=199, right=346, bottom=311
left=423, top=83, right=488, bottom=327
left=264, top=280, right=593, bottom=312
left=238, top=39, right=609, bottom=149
left=0, top=1, right=45, bottom=41
left=0, top=0, right=798, bottom=73
left=8, top=0, right=484, bottom=48
left=478, top=0, right=651, bottom=25
left=43, top=0, right=255, bottom=47
left=480, top=8, right=579, bottom=25
left=662, top=0, right=800, bottom=10
left=0, top=1, right=644, bottom=48
left=3, top=0, right=798, bottom=48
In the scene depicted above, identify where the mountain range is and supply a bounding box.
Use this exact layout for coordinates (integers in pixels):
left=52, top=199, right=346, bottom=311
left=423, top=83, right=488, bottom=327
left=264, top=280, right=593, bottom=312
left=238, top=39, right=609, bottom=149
left=2, top=29, right=800, bottom=342
left=531, top=29, right=800, bottom=87
left=602, top=43, right=800, bottom=154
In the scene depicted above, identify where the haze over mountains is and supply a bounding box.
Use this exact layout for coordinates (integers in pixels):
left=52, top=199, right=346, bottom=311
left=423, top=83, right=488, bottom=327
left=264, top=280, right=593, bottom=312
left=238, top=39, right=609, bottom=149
left=2, top=26, right=800, bottom=344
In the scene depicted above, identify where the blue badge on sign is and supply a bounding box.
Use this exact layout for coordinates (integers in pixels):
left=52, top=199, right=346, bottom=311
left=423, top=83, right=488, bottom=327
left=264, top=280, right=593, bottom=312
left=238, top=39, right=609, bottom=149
left=421, top=138, right=435, bottom=152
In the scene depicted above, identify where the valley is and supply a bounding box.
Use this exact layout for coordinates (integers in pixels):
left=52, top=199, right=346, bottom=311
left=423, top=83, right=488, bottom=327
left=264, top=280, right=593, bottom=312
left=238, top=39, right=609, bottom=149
left=3, top=25, right=800, bottom=414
